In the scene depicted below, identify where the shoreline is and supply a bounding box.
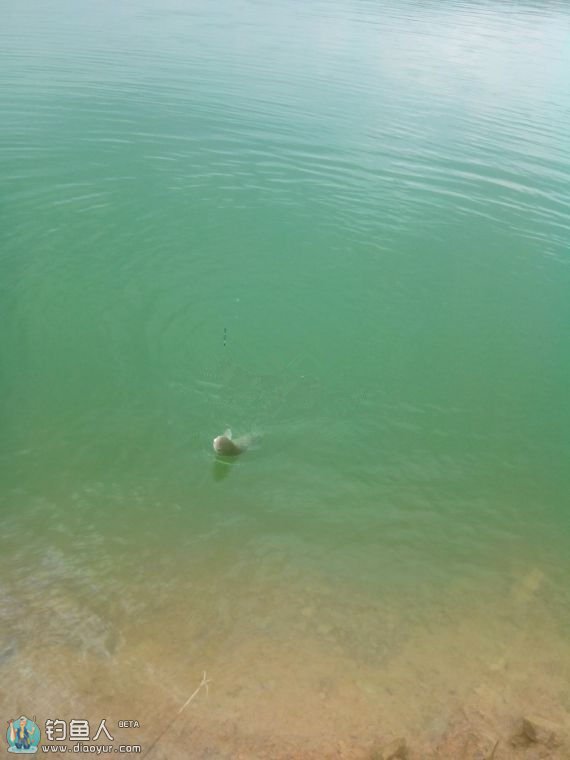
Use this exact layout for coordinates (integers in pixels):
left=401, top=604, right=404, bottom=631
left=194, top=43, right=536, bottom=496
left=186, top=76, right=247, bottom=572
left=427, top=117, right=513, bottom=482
left=2, top=528, right=569, bottom=758
left=2, top=590, right=569, bottom=759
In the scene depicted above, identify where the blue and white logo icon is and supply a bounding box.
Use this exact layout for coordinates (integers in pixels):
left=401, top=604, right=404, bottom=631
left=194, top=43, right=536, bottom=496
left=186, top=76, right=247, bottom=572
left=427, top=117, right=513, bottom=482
left=6, top=716, right=40, bottom=754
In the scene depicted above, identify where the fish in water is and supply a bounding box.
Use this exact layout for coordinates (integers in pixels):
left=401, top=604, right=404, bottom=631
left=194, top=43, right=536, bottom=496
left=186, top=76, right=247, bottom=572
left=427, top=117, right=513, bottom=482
left=212, top=429, right=255, bottom=456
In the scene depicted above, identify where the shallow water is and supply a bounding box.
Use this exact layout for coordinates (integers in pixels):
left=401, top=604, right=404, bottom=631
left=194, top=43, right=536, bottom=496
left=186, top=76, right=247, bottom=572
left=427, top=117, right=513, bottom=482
left=1, top=0, right=570, bottom=755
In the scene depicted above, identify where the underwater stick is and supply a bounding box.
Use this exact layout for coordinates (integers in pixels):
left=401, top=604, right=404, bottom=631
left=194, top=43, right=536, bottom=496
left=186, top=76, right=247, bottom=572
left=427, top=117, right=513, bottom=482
left=143, top=671, right=212, bottom=757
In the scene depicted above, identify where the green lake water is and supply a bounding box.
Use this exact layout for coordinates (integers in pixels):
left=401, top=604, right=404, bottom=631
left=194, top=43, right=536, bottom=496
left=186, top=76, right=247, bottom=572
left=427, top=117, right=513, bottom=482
left=1, top=0, right=570, bottom=755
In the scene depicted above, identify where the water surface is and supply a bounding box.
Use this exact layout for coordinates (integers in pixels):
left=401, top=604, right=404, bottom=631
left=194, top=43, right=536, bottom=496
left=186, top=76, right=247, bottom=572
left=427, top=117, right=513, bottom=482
left=1, top=0, right=570, bottom=755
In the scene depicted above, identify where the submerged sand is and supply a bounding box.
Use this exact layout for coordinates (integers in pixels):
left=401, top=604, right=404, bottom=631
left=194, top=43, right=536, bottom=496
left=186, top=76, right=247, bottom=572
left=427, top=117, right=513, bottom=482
left=1, top=559, right=569, bottom=758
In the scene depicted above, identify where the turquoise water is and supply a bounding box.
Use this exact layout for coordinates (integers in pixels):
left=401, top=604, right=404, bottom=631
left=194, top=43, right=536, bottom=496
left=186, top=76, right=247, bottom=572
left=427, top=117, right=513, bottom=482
left=2, top=0, right=570, bottom=755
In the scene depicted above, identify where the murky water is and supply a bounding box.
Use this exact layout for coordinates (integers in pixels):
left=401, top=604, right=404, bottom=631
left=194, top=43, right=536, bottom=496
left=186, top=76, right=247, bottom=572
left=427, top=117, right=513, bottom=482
left=1, top=0, right=570, bottom=755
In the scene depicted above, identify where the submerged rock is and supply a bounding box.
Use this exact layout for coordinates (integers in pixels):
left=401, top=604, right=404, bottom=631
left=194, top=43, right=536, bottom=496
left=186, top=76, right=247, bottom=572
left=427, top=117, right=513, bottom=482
left=373, top=737, right=409, bottom=759
left=434, top=729, right=497, bottom=759
left=512, top=715, right=563, bottom=749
